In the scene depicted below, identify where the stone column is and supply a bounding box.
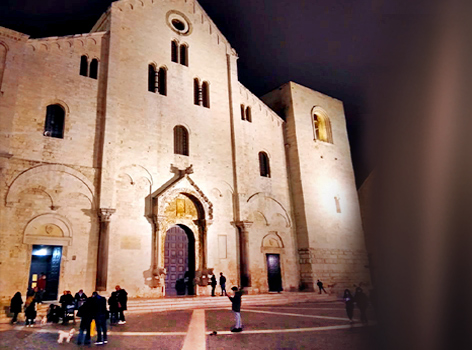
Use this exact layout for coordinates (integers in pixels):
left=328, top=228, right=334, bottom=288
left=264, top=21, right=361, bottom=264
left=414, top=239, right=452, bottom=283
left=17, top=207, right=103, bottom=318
left=96, top=208, right=115, bottom=291
left=232, top=221, right=253, bottom=288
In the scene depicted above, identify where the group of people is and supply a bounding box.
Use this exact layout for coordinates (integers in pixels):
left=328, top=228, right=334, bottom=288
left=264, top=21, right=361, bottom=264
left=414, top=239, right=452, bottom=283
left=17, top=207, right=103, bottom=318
left=343, top=287, right=370, bottom=324
left=210, top=272, right=227, bottom=297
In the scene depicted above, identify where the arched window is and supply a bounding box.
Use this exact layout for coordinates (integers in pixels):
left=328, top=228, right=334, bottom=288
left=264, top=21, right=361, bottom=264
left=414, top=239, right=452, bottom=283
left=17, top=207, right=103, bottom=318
left=174, top=125, right=189, bottom=156
left=241, top=104, right=245, bottom=120
left=44, top=104, right=65, bottom=139
left=202, top=81, right=210, bottom=108
left=80, top=55, right=88, bottom=76
left=148, top=64, right=157, bottom=92
left=180, top=45, right=188, bottom=66
left=194, top=78, right=200, bottom=105
left=158, top=67, right=167, bottom=96
left=313, top=112, right=333, bottom=143
left=171, top=41, right=178, bottom=63
left=259, top=152, right=270, bottom=177
left=246, top=106, right=252, bottom=122
left=89, top=59, right=98, bottom=79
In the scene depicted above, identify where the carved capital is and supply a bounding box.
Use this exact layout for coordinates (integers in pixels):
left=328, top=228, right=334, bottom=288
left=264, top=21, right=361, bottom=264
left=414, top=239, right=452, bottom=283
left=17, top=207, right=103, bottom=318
left=98, top=208, right=116, bottom=222
left=231, top=220, right=253, bottom=232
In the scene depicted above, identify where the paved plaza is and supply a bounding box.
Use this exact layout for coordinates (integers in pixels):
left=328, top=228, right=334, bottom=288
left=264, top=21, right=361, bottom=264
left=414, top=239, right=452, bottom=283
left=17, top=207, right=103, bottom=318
left=0, top=301, right=376, bottom=349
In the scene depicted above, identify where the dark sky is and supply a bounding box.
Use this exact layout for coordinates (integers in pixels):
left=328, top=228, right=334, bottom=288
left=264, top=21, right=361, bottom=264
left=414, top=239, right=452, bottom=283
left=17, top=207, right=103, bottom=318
left=0, top=0, right=395, bottom=186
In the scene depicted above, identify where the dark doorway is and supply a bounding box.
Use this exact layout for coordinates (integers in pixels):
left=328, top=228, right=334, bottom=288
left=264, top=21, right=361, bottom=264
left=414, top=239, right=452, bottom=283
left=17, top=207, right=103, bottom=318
left=266, top=254, right=283, bottom=292
left=164, top=225, right=195, bottom=296
left=28, top=245, right=62, bottom=301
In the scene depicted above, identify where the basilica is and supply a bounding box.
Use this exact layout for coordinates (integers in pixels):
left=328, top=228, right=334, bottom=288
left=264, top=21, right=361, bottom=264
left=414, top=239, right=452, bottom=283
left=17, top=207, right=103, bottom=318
left=0, top=0, right=369, bottom=301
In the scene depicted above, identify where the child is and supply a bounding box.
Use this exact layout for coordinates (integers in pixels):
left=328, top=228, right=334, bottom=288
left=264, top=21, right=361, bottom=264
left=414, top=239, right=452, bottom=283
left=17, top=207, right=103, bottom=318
left=24, top=296, right=37, bottom=327
left=228, top=286, right=242, bottom=332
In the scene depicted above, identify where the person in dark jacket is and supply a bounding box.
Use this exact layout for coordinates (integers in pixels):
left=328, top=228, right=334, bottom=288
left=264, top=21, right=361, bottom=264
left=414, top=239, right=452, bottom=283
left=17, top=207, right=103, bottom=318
left=59, top=290, right=75, bottom=325
left=343, top=289, right=355, bottom=323
left=108, top=290, right=119, bottom=324
left=10, top=292, right=23, bottom=324
left=316, top=279, right=328, bottom=294
left=24, top=296, right=36, bottom=327
left=91, top=291, right=108, bottom=345
left=228, top=286, right=243, bottom=332
left=76, top=298, right=93, bottom=345
left=354, top=287, right=369, bottom=324
left=210, top=274, right=217, bottom=297
left=74, top=289, right=87, bottom=309
left=219, top=272, right=227, bottom=296
left=115, top=285, right=128, bottom=324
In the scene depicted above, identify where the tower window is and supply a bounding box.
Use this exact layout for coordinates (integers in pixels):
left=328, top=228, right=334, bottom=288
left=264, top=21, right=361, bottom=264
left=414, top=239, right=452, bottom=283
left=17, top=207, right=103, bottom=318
left=202, top=81, right=210, bottom=108
left=89, top=59, right=98, bottom=79
left=259, top=152, right=270, bottom=178
left=80, top=55, right=88, bottom=76
left=180, top=45, right=188, bottom=66
left=312, top=111, right=333, bottom=143
left=148, top=64, right=157, bottom=93
left=241, top=104, right=245, bottom=120
left=171, top=41, right=178, bottom=63
left=246, top=106, right=252, bottom=122
left=158, top=67, right=167, bottom=96
left=174, top=125, right=189, bottom=156
left=44, top=104, right=65, bottom=139
left=194, top=78, right=200, bottom=105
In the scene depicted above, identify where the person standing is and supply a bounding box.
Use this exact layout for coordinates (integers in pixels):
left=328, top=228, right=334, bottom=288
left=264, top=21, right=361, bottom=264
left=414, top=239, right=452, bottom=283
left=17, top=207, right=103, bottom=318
left=115, top=285, right=128, bottom=324
left=219, top=272, right=227, bottom=296
left=74, top=289, right=87, bottom=309
left=210, top=274, right=217, bottom=297
left=108, top=289, right=119, bottom=324
left=77, top=298, right=92, bottom=345
left=228, top=286, right=243, bottom=332
left=316, top=279, right=328, bottom=294
left=24, top=295, right=36, bottom=327
left=59, top=290, right=74, bottom=325
left=354, top=287, right=369, bottom=324
left=9, top=292, right=23, bottom=324
left=343, top=289, right=355, bottom=323
left=91, top=291, right=108, bottom=345
left=37, top=273, right=47, bottom=303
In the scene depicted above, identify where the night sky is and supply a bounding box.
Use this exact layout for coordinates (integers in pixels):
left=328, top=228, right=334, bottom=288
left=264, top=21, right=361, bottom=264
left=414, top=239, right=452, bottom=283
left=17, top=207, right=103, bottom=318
left=0, top=0, right=395, bottom=186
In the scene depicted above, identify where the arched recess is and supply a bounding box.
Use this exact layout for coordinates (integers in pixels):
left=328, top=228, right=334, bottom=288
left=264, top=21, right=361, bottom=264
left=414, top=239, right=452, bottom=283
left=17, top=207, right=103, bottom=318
left=24, top=213, right=73, bottom=246
left=6, top=164, right=95, bottom=207
left=261, top=231, right=285, bottom=253
left=246, top=192, right=292, bottom=228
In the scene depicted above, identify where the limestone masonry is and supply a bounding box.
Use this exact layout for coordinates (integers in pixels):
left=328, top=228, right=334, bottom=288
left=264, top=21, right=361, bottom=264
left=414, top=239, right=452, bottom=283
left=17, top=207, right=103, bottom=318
left=0, top=0, right=369, bottom=301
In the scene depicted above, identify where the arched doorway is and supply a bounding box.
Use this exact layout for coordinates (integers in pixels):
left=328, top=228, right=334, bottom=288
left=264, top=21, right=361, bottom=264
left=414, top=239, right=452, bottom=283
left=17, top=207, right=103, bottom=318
left=164, top=225, right=195, bottom=296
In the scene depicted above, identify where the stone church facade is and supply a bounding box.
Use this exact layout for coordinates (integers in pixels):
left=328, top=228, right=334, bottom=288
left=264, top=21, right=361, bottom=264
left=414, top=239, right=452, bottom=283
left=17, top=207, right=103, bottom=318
left=0, top=0, right=369, bottom=300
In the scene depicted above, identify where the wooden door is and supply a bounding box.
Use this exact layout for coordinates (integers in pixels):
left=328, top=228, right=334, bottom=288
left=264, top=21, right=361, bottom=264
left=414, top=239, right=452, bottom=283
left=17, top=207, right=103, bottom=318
left=266, top=254, right=283, bottom=292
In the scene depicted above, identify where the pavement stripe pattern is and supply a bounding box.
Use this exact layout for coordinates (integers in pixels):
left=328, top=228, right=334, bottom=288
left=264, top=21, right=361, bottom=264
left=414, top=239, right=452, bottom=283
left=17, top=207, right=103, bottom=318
left=181, top=309, right=206, bottom=350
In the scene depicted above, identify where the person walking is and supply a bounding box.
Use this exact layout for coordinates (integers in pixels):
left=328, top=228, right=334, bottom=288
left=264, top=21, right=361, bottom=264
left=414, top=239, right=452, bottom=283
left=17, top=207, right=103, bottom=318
left=343, top=289, right=355, bottom=323
left=9, top=292, right=23, bottom=324
left=316, top=279, right=328, bottom=294
left=210, top=274, right=217, bottom=297
left=115, top=285, right=128, bottom=324
left=91, top=291, right=108, bottom=345
left=219, top=272, right=227, bottom=296
left=354, top=287, right=369, bottom=324
left=77, top=298, right=92, bottom=345
left=24, top=295, right=36, bottom=327
left=228, top=286, right=243, bottom=332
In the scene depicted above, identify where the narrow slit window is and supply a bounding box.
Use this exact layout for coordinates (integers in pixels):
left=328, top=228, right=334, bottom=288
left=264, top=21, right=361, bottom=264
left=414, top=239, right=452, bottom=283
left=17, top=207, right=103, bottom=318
left=44, top=104, right=65, bottom=139
left=335, top=196, right=341, bottom=213
left=259, top=152, right=270, bottom=177
left=246, top=106, right=252, bottom=122
left=194, top=78, right=200, bottom=105
left=158, top=67, right=167, bottom=96
left=241, top=104, right=246, bottom=120
left=89, top=59, right=98, bottom=79
left=202, top=81, right=210, bottom=108
left=174, top=125, right=189, bottom=156
left=80, top=55, right=88, bottom=76
left=148, top=65, right=157, bottom=93
left=171, top=41, right=178, bottom=63
left=180, top=45, right=188, bottom=66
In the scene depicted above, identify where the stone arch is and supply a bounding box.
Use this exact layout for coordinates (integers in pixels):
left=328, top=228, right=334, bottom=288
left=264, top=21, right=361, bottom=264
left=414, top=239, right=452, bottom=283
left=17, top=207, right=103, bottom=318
left=24, top=213, right=73, bottom=246
left=6, top=164, right=95, bottom=207
left=116, top=164, right=153, bottom=186
left=311, top=106, right=333, bottom=143
left=261, top=232, right=284, bottom=249
left=247, top=192, right=291, bottom=228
